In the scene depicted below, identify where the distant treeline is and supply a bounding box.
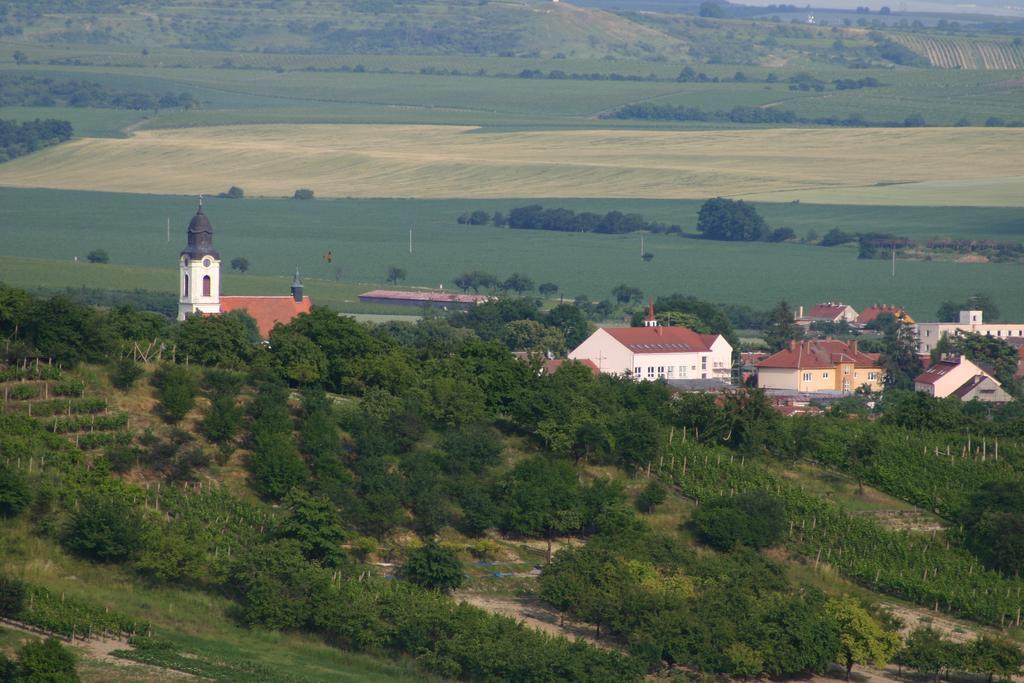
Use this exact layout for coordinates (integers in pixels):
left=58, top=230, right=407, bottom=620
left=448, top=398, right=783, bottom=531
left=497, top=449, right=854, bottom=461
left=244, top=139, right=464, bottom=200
left=460, top=205, right=681, bottom=235
left=604, top=103, right=934, bottom=128
left=816, top=229, right=1024, bottom=261
left=31, top=286, right=177, bottom=318
left=0, top=118, right=72, bottom=163
left=0, top=74, right=198, bottom=110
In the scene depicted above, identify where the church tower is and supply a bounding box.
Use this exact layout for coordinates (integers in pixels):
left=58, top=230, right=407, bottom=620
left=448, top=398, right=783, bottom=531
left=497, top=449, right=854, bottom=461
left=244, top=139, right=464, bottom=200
left=178, top=200, right=221, bottom=321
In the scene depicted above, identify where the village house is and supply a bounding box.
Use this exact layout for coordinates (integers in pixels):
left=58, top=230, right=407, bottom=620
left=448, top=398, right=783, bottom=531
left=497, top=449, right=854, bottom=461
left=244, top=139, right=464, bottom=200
left=756, top=339, right=884, bottom=393
left=178, top=202, right=311, bottom=337
left=915, top=310, right=1024, bottom=355
left=794, top=302, right=859, bottom=328
left=568, top=304, right=732, bottom=382
left=913, top=355, right=1012, bottom=402
left=855, top=304, right=913, bottom=329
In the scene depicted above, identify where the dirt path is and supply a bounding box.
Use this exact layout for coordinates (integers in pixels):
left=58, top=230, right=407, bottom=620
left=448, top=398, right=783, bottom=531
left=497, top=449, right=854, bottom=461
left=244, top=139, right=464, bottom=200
left=455, top=592, right=622, bottom=651
left=0, top=618, right=191, bottom=679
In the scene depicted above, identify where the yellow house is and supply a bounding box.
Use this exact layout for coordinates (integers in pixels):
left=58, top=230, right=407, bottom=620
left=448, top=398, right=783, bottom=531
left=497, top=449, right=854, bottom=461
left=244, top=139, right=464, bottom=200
left=756, top=339, right=885, bottom=393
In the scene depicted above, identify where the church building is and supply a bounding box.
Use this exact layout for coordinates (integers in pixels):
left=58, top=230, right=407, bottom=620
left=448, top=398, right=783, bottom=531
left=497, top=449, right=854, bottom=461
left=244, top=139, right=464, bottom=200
left=177, top=202, right=312, bottom=337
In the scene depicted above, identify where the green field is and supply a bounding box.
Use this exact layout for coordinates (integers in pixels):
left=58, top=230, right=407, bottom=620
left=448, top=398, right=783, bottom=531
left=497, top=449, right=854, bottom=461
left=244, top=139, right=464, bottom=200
left=2, top=188, right=1023, bottom=320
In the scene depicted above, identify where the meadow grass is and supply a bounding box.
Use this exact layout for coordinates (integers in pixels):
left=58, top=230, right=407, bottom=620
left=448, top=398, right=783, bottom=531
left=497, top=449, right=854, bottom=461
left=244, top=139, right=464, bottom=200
left=2, top=189, right=1023, bottom=319
left=0, top=124, right=1021, bottom=206
left=0, top=523, right=435, bottom=682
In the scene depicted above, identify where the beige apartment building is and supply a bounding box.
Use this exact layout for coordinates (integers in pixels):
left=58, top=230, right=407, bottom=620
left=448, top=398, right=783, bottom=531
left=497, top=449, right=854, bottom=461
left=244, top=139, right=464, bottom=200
left=916, top=310, right=1024, bottom=354
left=756, top=339, right=885, bottom=393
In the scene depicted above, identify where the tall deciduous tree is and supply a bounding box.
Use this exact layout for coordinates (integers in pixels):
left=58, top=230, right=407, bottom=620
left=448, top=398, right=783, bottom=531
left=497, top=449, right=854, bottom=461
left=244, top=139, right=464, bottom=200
left=697, top=198, right=768, bottom=241
left=400, top=540, right=464, bottom=593
left=763, top=301, right=801, bottom=352
left=825, top=596, right=901, bottom=680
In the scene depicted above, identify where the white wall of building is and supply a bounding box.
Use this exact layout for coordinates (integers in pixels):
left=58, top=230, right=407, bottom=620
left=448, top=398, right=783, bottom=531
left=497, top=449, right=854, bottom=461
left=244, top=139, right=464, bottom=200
left=569, top=329, right=733, bottom=381
left=178, top=254, right=221, bottom=320
left=568, top=328, right=633, bottom=375
left=915, top=310, right=1024, bottom=354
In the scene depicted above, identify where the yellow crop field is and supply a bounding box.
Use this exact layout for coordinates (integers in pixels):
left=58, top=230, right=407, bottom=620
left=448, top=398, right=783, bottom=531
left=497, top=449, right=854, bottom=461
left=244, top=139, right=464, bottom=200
left=0, top=124, right=1022, bottom=206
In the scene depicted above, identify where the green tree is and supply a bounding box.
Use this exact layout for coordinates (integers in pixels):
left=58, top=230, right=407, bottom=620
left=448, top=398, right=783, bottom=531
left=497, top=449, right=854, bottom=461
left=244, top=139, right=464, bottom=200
left=0, top=463, right=31, bottom=518
left=400, top=540, right=465, bottom=593
left=697, top=198, right=768, bottom=241
left=108, top=357, right=144, bottom=391
left=248, top=432, right=308, bottom=501
left=270, top=329, right=328, bottom=385
left=230, top=256, right=249, bottom=272
left=502, top=272, right=534, bottom=295
left=543, top=303, right=590, bottom=349
left=635, top=480, right=667, bottom=513
left=153, top=364, right=197, bottom=423
left=222, top=186, right=245, bottom=199
left=201, top=394, right=243, bottom=446
left=538, top=282, right=559, bottom=298
left=968, top=636, right=1023, bottom=683
left=280, top=489, right=348, bottom=565
left=386, top=266, right=406, bottom=285
left=611, top=284, right=643, bottom=305
left=826, top=596, right=901, bottom=679
left=880, top=321, right=922, bottom=390
left=699, top=0, right=727, bottom=17
left=900, top=628, right=953, bottom=683
left=726, top=642, right=764, bottom=679
left=176, top=311, right=256, bottom=368
left=293, top=188, right=314, bottom=200
left=763, top=300, right=801, bottom=352
left=63, top=493, right=146, bottom=563
left=945, top=332, right=1019, bottom=392
left=9, top=638, right=79, bottom=682
left=497, top=457, right=584, bottom=562
left=0, top=576, right=26, bottom=617
left=501, top=319, right=565, bottom=354
left=691, top=491, right=787, bottom=551
left=86, top=249, right=109, bottom=264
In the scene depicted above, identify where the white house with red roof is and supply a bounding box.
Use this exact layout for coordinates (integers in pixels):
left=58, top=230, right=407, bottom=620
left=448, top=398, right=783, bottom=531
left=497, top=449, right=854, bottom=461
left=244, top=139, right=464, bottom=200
left=568, top=304, right=732, bottom=382
left=914, top=355, right=1011, bottom=402
left=795, top=302, right=858, bottom=327
left=177, top=202, right=312, bottom=338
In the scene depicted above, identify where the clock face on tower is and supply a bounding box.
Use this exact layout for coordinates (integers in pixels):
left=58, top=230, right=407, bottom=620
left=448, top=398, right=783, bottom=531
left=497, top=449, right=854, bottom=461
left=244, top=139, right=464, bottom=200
left=203, top=258, right=212, bottom=267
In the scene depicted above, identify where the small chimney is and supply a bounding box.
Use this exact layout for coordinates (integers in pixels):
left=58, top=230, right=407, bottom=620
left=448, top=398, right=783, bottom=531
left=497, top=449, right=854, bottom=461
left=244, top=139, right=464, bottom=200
left=789, top=340, right=797, bottom=351
left=850, top=340, right=858, bottom=353
left=798, top=305, right=804, bottom=318
left=291, top=268, right=304, bottom=303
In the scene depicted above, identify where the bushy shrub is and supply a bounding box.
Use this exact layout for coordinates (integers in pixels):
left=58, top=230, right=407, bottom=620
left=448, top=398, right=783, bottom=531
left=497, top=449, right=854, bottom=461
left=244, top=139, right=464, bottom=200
left=691, top=491, right=787, bottom=551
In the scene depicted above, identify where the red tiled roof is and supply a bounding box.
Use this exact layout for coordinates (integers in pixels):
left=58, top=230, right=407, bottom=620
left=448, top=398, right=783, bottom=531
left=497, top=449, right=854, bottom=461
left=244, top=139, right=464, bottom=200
left=543, top=358, right=601, bottom=376
left=359, top=289, right=489, bottom=305
left=219, top=296, right=312, bottom=338
left=914, top=358, right=962, bottom=385
left=807, top=303, right=850, bottom=320
left=757, top=340, right=881, bottom=370
left=602, top=326, right=715, bottom=354
left=856, top=305, right=908, bottom=325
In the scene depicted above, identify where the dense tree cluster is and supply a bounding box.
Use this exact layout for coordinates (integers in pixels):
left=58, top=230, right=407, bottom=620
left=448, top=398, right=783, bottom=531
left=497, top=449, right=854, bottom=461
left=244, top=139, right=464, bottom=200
left=0, top=118, right=72, bottom=162
left=696, top=197, right=770, bottom=241
left=476, top=204, right=684, bottom=235
left=0, top=74, right=196, bottom=110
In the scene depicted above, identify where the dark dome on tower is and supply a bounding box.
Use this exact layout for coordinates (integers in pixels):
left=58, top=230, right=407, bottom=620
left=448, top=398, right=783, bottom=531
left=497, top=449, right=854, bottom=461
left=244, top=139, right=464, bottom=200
left=180, top=204, right=220, bottom=259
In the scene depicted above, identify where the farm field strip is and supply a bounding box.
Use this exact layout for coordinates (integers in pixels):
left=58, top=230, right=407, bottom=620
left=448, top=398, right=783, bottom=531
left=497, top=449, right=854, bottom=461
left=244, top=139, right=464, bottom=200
left=0, top=124, right=1021, bottom=206
left=3, top=189, right=1024, bottom=320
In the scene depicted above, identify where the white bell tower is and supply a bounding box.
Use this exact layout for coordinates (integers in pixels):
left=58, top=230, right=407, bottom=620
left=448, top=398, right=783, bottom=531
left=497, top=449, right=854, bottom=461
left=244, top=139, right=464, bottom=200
left=177, top=198, right=222, bottom=320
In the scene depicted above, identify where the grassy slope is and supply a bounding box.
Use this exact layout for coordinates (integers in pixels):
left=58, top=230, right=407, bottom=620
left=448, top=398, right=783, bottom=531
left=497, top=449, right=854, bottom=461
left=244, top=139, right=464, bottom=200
left=2, top=189, right=1023, bottom=319
left=0, top=124, right=1021, bottom=206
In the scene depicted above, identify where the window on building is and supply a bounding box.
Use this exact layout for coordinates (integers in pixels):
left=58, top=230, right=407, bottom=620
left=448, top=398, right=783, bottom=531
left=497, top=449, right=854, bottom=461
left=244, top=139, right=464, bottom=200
left=802, top=372, right=812, bottom=382
left=184, top=274, right=189, bottom=297
left=822, top=372, right=829, bottom=379
left=202, top=275, right=211, bottom=297
left=701, top=356, right=707, bottom=369
left=667, top=367, right=674, bottom=378
left=926, top=330, right=931, bottom=336
left=702, top=373, right=707, bottom=379
left=657, top=366, right=665, bottom=378
left=868, top=372, right=878, bottom=381
left=648, top=367, right=655, bottom=378
left=634, top=367, right=641, bottom=377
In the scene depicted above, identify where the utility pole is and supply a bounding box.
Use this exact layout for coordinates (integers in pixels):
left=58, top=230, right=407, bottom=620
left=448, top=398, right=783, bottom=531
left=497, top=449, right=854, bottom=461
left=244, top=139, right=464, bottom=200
left=166, top=217, right=170, bottom=243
